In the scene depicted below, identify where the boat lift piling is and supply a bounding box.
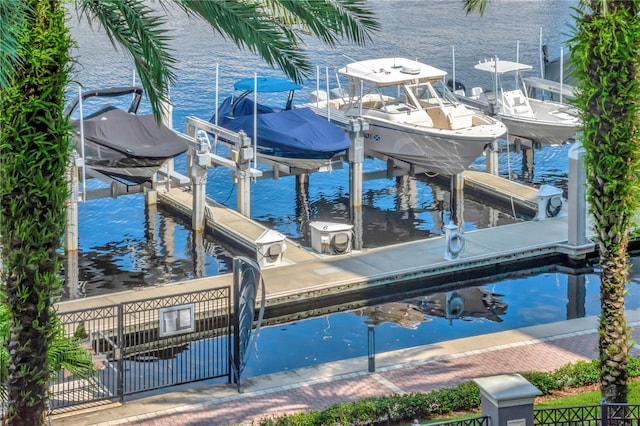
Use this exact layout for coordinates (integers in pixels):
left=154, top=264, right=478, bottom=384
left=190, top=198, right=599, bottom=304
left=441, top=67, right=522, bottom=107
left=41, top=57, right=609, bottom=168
left=183, top=116, right=262, bottom=230
left=348, top=117, right=367, bottom=250
left=305, top=104, right=369, bottom=249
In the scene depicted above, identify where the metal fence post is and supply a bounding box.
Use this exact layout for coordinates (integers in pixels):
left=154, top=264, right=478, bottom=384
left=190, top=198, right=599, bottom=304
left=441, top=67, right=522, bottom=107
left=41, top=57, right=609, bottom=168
left=117, top=304, right=124, bottom=403
left=600, top=398, right=609, bottom=426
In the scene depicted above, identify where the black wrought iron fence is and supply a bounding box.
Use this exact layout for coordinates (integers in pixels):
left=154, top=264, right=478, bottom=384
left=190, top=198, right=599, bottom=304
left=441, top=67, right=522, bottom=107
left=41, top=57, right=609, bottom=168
left=50, top=303, right=121, bottom=412
left=534, top=401, right=640, bottom=425
left=427, top=416, right=490, bottom=426
left=50, top=286, right=232, bottom=414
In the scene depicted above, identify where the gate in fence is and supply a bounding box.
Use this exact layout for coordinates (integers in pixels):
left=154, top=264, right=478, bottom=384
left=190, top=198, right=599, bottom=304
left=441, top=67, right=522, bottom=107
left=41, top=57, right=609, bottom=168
left=50, top=286, right=232, bottom=413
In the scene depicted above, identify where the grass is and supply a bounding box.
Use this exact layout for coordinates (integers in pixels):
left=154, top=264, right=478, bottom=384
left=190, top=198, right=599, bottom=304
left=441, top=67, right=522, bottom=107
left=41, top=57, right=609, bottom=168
left=536, top=379, right=640, bottom=408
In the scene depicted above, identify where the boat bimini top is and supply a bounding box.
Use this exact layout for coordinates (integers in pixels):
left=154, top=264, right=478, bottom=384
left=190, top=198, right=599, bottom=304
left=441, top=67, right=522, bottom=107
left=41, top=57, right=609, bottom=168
left=339, top=57, right=447, bottom=85
left=474, top=59, right=533, bottom=75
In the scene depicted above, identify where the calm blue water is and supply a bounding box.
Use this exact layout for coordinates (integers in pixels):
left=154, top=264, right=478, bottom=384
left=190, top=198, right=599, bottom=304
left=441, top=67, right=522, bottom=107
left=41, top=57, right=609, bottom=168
left=245, top=270, right=640, bottom=376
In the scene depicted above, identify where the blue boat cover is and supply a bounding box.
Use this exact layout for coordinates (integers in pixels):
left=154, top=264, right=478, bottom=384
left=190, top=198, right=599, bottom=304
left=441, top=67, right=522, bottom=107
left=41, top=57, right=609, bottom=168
left=233, top=77, right=303, bottom=93
left=211, top=96, right=351, bottom=157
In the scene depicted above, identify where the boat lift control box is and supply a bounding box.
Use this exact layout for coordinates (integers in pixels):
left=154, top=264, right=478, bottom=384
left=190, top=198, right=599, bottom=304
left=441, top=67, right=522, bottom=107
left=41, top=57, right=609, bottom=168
left=255, top=229, right=287, bottom=267
left=309, top=221, right=354, bottom=255
left=536, top=184, right=564, bottom=220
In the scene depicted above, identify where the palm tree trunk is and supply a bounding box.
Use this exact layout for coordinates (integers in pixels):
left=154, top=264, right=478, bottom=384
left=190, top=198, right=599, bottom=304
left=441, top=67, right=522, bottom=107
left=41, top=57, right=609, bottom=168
left=0, top=0, right=72, bottom=423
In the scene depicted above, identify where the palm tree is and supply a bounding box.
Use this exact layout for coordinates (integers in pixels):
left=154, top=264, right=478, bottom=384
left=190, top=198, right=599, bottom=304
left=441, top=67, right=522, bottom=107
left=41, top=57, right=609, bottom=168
left=569, top=0, right=640, bottom=404
left=0, top=1, right=74, bottom=423
left=463, top=0, right=639, bottom=404
left=0, top=0, right=379, bottom=424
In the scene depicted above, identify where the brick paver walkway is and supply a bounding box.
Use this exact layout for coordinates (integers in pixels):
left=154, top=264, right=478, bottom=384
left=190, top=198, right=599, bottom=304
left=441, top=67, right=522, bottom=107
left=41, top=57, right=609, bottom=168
left=64, top=324, right=639, bottom=426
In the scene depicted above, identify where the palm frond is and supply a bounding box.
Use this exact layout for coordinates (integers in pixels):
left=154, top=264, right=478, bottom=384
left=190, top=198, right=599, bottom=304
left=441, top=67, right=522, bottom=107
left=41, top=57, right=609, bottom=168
left=48, top=336, right=94, bottom=379
left=260, top=0, right=380, bottom=46
left=462, top=0, right=488, bottom=15
left=177, top=0, right=310, bottom=82
left=74, top=0, right=178, bottom=121
left=0, top=305, right=95, bottom=405
left=177, top=0, right=379, bottom=83
left=0, top=0, right=30, bottom=90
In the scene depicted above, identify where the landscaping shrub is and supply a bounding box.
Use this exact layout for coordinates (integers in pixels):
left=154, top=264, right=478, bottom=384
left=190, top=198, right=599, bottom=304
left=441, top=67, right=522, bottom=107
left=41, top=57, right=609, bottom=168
left=521, top=371, right=558, bottom=394
left=552, top=360, right=599, bottom=388
left=253, top=355, right=640, bottom=426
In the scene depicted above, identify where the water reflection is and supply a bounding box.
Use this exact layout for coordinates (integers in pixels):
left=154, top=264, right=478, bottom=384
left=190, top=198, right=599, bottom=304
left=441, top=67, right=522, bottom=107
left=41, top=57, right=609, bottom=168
left=246, top=265, right=640, bottom=377
left=63, top=194, right=238, bottom=300
left=416, top=288, right=508, bottom=324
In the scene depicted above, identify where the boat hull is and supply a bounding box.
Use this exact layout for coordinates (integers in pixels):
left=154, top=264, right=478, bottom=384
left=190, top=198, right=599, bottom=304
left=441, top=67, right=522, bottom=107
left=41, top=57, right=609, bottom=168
left=498, top=114, right=578, bottom=146
left=80, top=140, right=175, bottom=184
left=453, top=94, right=579, bottom=145
left=70, top=107, right=188, bottom=185
left=350, top=111, right=506, bottom=176
left=361, top=120, right=497, bottom=176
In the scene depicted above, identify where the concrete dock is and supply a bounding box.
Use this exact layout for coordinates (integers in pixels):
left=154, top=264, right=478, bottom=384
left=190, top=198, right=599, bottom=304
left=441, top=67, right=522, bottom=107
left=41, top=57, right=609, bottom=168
left=58, top=171, right=590, bottom=320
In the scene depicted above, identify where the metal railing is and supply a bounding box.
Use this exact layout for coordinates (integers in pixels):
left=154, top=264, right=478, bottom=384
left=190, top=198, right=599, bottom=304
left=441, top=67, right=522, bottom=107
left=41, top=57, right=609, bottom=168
left=534, top=401, right=640, bottom=425
left=427, top=416, right=490, bottom=426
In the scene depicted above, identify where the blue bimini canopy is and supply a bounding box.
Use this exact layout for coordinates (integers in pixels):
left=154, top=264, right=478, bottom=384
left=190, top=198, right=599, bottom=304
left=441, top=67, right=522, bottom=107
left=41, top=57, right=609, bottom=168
left=233, top=77, right=303, bottom=93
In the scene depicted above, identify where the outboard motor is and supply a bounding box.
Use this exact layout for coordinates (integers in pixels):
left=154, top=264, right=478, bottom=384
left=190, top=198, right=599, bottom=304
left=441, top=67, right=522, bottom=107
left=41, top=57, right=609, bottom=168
left=446, top=79, right=466, bottom=95
left=487, top=100, right=500, bottom=116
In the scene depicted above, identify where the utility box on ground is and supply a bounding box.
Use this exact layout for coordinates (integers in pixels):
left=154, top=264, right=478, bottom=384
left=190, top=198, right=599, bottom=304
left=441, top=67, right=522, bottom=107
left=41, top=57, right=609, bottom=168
left=255, top=229, right=287, bottom=267
left=536, top=184, right=564, bottom=220
left=309, top=221, right=353, bottom=255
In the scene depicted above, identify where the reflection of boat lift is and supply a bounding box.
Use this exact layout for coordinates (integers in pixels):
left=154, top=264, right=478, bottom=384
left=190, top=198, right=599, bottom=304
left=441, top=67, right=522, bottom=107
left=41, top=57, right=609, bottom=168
left=445, top=291, right=465, bottom=324
left=359, top=302, right=430, bottom=330
left=415, top=287, right=508, bottom=324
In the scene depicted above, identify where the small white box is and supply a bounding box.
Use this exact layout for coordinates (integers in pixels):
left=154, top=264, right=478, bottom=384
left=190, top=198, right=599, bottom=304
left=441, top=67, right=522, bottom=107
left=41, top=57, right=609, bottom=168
left=255, top=229, right=287, bottom=267
left=309, top=221, right=353, bottom=255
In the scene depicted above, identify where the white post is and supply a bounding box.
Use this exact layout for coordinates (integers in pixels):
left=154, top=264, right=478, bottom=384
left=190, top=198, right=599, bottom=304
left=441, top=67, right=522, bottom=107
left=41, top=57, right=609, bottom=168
left=539, top=27, right=544, bottom=77
left=253, top=73, right=258, bottom=169
left=559, top=47, right=564, bottom=104
left=192, top=131, right=210, bottom=232
left=65, top=152, right=80, bottom=252
left=77, top=85, right=86, bottom=202
left=568, top=142, right=589, bottom=247
left=452, top=45, right=456, bottom=93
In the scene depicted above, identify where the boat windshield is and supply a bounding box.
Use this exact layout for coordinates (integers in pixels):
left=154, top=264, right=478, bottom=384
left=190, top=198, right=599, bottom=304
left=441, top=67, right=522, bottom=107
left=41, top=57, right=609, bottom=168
left=412, top=80, right=460, bottom=107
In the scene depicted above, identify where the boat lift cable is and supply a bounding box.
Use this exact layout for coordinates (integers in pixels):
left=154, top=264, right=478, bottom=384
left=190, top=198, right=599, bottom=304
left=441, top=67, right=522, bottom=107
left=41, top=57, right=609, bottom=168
left=502, top=129, right=518, bottom=220
left=221, top=180, right=236, bottom=205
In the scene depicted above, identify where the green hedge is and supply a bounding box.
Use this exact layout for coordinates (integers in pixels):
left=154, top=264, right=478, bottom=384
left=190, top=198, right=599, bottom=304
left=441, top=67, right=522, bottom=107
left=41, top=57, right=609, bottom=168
left=251, top=355, right=640, bottom=426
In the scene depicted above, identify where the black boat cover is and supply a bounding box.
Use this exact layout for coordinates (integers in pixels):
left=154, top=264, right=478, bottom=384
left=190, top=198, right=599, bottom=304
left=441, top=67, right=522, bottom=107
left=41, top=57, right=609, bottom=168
left=73, top=107, right=187, bottom=158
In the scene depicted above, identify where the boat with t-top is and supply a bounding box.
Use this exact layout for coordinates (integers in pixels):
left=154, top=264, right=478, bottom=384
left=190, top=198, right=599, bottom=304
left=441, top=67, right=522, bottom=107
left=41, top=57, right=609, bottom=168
left=307, top=57, right=507, bottom=176
left=451, top=58, right=580, bottom=146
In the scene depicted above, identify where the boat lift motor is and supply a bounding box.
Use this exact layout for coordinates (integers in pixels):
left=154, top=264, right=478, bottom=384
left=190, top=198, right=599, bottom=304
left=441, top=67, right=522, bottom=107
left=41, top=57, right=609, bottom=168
left=535, top=184, right=564, bottom=220
left=255, top=229, right=287, bottom=268
left=309, top=221, right=354, bottom=255
left=444, top=222, right=465, bottom=261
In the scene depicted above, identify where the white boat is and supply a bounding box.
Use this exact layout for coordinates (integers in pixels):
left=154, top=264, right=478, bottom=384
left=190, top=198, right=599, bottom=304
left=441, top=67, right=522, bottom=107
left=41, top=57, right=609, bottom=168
left=522, top=76, right=575, bottom=102
left=454, top=59, right=580, bottom=146
left=309, top=57, right=507, bottom=176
